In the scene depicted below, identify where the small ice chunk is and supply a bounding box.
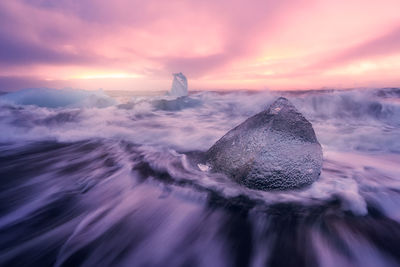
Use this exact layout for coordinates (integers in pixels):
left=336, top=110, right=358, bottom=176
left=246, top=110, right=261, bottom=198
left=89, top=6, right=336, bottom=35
left=168, top=72, right=188, bottom=97
left=197, top=163, right=210, bottom=172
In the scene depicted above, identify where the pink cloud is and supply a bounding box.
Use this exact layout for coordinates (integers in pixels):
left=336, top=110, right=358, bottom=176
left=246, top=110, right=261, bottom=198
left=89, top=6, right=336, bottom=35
left=1, top=0, right=400, bottom=90
left=307, top=27, right=400, bottom=71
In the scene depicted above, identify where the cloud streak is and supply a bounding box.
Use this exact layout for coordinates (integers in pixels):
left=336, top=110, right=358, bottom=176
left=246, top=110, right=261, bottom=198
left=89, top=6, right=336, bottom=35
left=308, top=27, right=400, bottom=71
left=1, top=0, right=400, bottom=90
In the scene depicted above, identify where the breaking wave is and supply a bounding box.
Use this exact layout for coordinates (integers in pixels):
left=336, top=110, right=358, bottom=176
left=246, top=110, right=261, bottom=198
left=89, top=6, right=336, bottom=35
left=0, top=88, right=116, bottom=108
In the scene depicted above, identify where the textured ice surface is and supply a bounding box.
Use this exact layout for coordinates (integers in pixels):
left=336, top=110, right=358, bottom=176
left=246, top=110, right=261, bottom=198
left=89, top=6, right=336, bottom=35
left=206, top=97, right=323, bottom=190
left=168, top=72, right=188, bottom=97
left=0, top=88, right=116, bottom=108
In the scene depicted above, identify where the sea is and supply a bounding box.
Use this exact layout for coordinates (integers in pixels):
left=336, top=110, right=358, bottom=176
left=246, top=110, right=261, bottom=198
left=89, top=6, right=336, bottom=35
left=0, top=87, right=399, bottom=267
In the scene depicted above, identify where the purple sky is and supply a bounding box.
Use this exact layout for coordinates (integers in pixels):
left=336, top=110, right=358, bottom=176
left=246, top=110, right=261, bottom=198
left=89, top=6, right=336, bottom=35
left=1, top=0, right=400, bottom=91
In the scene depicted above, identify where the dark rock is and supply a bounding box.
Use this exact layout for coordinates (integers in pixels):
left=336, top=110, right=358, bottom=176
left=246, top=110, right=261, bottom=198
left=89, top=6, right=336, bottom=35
left=205, top=97, right=323, bottom=190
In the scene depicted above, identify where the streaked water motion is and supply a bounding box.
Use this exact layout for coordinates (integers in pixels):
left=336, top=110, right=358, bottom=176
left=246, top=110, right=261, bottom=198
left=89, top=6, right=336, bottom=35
left=0, top=88, right=400, bottom=266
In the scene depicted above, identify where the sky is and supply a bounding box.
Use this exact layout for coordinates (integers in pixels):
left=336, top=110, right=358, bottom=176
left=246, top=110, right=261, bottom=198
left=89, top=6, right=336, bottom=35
left=1, top=0, right=400, bottom=91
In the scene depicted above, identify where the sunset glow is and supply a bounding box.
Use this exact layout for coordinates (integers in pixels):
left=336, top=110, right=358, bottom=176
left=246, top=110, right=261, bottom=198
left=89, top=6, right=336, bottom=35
left=1, top=2, right=400, bottom=265
left=1, top=0, right=400, bottom=91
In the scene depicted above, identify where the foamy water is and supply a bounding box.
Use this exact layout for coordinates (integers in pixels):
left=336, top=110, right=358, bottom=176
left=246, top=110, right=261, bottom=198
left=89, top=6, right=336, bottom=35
left=0, top=88, right=399, bottom=266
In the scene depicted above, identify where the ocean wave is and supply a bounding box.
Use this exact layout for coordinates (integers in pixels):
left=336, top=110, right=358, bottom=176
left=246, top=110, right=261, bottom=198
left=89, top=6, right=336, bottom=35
left=0, top=88, right=399, bottom=152
left=1, top=87, right=400, bottom=266
left=0, top=88, right=117, bottom=108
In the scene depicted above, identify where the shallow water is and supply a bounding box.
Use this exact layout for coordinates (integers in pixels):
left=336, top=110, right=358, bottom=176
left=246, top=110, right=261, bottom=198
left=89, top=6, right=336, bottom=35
left=0, top=88, right=400, bottom=266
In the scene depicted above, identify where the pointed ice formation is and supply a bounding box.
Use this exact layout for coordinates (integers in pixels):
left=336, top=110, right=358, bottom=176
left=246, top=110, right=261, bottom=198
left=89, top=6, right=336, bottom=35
left=153, top=72, right=199, bottom=110
left=168, top=72, right=188, bottom=97
left=205, top=97, right=323, bottom=191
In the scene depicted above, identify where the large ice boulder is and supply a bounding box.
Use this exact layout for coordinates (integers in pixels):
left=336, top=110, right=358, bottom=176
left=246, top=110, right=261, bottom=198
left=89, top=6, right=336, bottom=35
left=205, top=97, right=323, bottom=190
left=168, top=72, right=188, bottom=97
